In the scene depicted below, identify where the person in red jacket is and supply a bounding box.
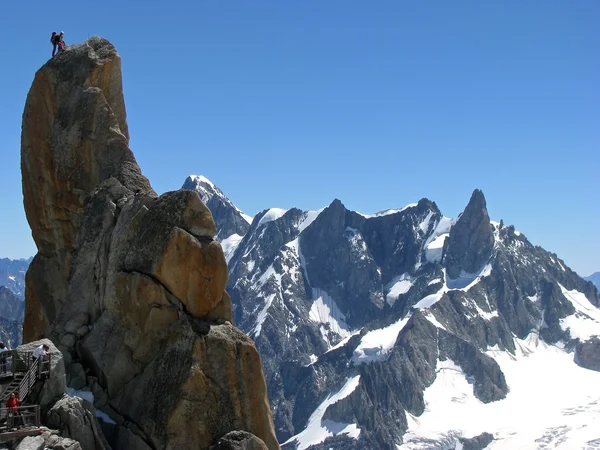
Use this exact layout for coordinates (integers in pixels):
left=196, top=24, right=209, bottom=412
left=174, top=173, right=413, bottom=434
left=6, top=393, right=19, bottom=410
left=6, top=393, right=21, bottom=429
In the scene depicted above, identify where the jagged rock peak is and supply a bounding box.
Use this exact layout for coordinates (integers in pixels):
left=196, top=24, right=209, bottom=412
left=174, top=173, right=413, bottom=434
left=21, top=37, right=279, bottom=450
left=443, top=189, right=495, bottom=279
left=182, top=175, right=252, bottom=240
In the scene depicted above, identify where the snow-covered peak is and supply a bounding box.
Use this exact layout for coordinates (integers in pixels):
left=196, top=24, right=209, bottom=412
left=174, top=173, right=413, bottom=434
left=188, top=174, right=216, bottom=190
left=357, top=203, right=418, bottom=219
left=256, top=208, right=288, bottom=228
left=182, top=175, right=253, bottom=239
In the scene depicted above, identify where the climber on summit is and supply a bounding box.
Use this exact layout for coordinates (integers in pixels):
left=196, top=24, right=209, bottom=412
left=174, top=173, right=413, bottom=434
left=51, top=31, right=65, bottom=57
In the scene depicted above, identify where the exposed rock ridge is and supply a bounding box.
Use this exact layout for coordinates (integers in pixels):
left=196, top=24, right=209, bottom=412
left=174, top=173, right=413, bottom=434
left=21, top=37, right=278, bottom=450
left=443, top=189, right=495, bottom=279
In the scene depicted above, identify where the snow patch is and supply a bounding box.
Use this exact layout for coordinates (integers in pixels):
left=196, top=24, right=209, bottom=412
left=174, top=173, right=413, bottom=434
left=358, top=204, right=418, bottom=218
left=8, top=276, right=15, bottom=282
left=446, top=264, right=492, bottom=291
left=65, top=387, right=94, bottom=404
left=428, top=278, right=443, bottom=286
left=253, top=294, right=276, bottom=338
left=326, top=329, right=362, bottom=354
left=96, top=409, right=116, bottom=424
left=283, top=376, right=361, bottom=450
left=297, top=209, right=325, bottom=233
left=413, top=265, right=492, bottom=310
left=309, top=289, right=352, bottom=346
left=558, top=284, right=600, bottom=340
left=386, top=274, right=414, bottom=306
left=221, top=233, right=243, bottom=264
left=352, top=316, right=411, bottom=364
left=257, top=208, right=288, bottom=227
left=418, top=210, right=435, bottom=234
left=424, top=217, right=454, bottom=263
left=414, top=290, right=445, bottom=309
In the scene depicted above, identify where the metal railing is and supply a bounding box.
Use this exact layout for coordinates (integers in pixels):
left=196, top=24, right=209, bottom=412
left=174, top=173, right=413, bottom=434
left=0, top=351, right=52, bottom=405
left=18, top=358, right=39, bottom=405
left=0, top=405, right=40, bottom=431
left=0, top=351, right=52, bottom=379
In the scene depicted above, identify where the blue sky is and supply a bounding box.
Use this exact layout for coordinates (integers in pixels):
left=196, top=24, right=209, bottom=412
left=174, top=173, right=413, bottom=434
left=0, top=1, right=598, bottom=275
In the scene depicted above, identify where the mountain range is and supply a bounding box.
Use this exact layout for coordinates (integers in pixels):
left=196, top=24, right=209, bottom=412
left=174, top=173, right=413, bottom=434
left=183, top=175, right=600, bottom=450
left=0, top=256, right=30, bottom=299
left=586, top=272, right=600, bottom=291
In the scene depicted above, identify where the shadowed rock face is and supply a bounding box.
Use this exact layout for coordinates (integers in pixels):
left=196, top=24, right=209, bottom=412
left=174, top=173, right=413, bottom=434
left=443, top=189, right=495, bottom=279
left=21, top=37, right=279, bottom=450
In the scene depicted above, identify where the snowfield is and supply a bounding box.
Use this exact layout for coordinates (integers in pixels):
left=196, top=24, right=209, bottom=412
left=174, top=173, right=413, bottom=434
left=283, top=375, right=362, bottom=450
left=398, top=333, right=600, bottom=450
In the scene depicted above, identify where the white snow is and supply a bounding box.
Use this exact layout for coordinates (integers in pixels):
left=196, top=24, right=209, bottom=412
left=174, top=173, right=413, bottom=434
left=246, top=259, right=255, bottom=273
left=95, top=409, right=116, bottom=424
left=221, top=233, right=243, bottom=264
left=413, top=265, right=493, bottom=310
left=252, top=294, right=276, bottom=338
left=424, top=217, right=454, bottom=263
left=8, top=276, right=15, bottom=281
left=297, top=208, right=325, bottom=233
left=558, top=284, right=600, bottom=340
left=418, top=210, right=435, bottom=234
left=424, top=234, right=448, bottom=263
left=352, top=316, right=411, bottom=365
left=399, top=334, right=600, bottom=449
left=65, top=387, right=94, bottom=404
left=446, top=264, right=493, bottom=291
left=428, top=278, right=443, bottom=286
left=386, top=274, right=415, bottom=306
left=309, top=288, right=352, bottom=346
left=257, top=208, right=288, bottom=228
left=325, top=329, right=362, bottom=354
left=345, top=227, right=370, bottom=260
left=283, top=375, right=362, bottom=450
left=188, top=174, right=215, bottom=189
left=414, top=290, right=445, bottom=309
left=188, top=174, right=252, bottom=223
left=424, top=311, right=447, bottom=330
left=306, top=354, right=318, bottom=366
left=358, top=203, right=418, bottom=218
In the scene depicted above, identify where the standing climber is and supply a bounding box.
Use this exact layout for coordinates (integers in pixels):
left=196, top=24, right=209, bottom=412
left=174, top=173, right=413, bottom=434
left=51, top=31, right=65, bottom=57
left=6, top=393, right=21, bottom=429
left=0, top=343, right=8, bottom=374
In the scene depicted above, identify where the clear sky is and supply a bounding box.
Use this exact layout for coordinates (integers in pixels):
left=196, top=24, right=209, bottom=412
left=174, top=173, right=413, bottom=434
left=0, top=1, right=598, bottom=276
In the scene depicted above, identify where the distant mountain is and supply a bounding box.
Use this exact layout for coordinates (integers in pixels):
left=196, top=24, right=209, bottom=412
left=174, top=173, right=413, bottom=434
left=190, top=178, right=600, bottom=450
left=0, top=257, right=31, bottom=299
left=181, top=175, right=252, bottom=262
left=585, top=272, right=600, bottom=290
left=0, top=286, right=24, bottom=347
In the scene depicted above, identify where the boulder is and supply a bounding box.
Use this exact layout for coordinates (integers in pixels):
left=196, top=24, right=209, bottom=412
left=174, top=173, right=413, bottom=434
left=47, top=395, right=108, bottom=450
left=575, top=337, right=600, bottom=371
left=459, top=432, right=494, bottom=450
left=14, top=436, right=46, bottom=450
left=210, top=431, right=269, bottom=450
left=16, top=432, right=84, bottom=450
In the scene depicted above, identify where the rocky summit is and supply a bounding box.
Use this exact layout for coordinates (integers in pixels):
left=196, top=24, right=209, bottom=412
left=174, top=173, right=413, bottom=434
left=188, top=175, right=600, bottom=449
left=20, top=37, right=279, bottom=450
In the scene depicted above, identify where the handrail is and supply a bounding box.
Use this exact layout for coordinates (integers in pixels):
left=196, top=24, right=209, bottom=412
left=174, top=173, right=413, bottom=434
left=17, top=357, right=39, bottom=403
left=0, top=404, right=41, bottom=430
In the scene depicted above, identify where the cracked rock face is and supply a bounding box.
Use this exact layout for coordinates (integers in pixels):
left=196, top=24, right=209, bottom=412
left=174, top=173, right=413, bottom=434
left=21, top=37, right=278, bottom=450
left=443, top=189, right=495, bottom=279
